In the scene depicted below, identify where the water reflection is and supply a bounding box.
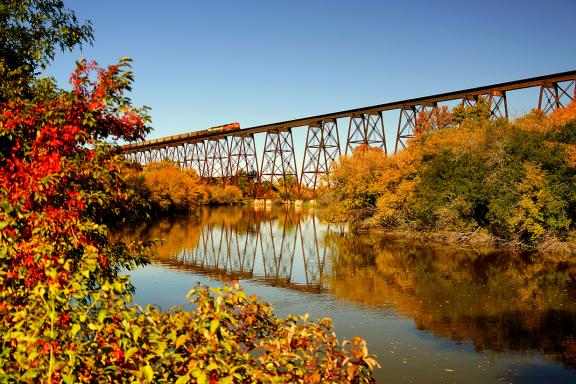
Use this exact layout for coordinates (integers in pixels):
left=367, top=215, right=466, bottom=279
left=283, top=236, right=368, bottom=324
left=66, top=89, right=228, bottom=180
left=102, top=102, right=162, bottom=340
left=126, top=206, right=333, bottom=293
left=326, top=234, right=576, bottom=370
left=126, top=206, right=576, bottom=380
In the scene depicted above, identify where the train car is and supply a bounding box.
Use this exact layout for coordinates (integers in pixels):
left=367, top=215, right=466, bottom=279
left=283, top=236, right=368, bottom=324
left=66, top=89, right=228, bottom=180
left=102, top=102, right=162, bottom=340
left=206, top=122, right=241, bottom=134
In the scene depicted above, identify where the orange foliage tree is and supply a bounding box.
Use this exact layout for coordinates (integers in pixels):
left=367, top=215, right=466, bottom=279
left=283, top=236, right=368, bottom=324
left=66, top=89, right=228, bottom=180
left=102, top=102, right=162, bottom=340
left=321, top=146, right=388, bottom=226
left=135, top=161, right=208, bottom=213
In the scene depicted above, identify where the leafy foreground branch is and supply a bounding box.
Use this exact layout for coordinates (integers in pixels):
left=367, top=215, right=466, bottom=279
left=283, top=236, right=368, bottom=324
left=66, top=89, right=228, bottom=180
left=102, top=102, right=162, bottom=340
left=2, top=279, right=377, bottom=382
left=0, top=60, right=377, bottom=382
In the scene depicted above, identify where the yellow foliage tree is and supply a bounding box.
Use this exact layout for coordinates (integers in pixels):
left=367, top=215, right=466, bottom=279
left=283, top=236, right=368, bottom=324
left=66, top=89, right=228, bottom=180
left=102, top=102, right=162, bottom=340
left=208, top=184, right=244, bottom=204
left=508, top=162, right=570, bottom=244
left=140, top=161, right=208, bottom=212
left=322, top=146, right=388, bottom=225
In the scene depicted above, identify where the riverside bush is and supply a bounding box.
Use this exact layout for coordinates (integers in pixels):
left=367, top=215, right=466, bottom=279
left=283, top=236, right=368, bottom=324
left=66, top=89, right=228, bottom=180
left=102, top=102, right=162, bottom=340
left=0, top=61, right=378, bottom=382
left=126, top=161, right=245, bottom=213
left=136, top=160, right=209, bottom=213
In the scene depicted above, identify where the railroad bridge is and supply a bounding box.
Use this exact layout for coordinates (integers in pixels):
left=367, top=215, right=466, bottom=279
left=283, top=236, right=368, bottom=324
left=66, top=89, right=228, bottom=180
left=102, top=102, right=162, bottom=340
left=121, top=71, right=576, bottom=197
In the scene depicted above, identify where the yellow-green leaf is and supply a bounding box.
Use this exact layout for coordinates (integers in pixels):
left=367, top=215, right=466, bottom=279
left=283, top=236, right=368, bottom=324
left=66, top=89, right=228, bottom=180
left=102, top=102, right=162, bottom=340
left=141, top=365, right=154, bottom=382
left=209, top=319, right=219, bottom=335
left=70, top=323, right=81, bottom=337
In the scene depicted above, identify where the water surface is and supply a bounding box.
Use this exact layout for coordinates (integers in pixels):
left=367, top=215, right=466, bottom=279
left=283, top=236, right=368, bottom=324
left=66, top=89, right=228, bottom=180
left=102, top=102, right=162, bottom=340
left=124, top=206, right=576, bottom=383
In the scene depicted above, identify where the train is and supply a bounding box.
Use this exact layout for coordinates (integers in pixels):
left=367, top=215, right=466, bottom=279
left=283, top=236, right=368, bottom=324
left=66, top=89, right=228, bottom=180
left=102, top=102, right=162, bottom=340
left=121, top=122, right=242, bottom=151
left=206, top=122, right=240, bottom=133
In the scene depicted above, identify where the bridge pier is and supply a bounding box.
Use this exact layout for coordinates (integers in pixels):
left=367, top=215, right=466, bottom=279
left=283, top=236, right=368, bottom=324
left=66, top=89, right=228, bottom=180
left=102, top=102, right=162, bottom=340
left=203, top=138, right=230, bottom=181
left=539, top=80, right=575, bottom=114
left=345, top=111, right=387, bottom=155
left=300, top=119, right=340, bottom=197
left=395, top=106, right=416, bottom=153
left=258, top=128, right=298, bottom=198
left=228, top=134, right=259, bottom=195
left=189, top=142, right=206, bottom=177
left=488, top=91, right=508, bottom=119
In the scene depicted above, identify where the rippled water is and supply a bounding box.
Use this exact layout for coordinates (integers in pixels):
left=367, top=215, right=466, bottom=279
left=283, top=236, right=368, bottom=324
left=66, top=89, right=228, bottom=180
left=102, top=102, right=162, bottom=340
left=123, top=205, right=576, bottom=383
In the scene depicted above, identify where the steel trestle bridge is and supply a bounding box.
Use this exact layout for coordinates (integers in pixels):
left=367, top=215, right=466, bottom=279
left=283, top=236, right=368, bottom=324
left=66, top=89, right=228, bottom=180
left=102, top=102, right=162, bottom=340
left=121, top=70, right=576, bottom=197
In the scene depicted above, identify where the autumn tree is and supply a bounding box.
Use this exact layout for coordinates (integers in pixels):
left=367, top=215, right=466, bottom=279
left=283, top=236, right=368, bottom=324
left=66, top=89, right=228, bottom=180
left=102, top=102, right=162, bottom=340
left=137, top=160, right=208, bottom=213
left=413, top=105, right=452, bottom=139
left=321, top=146, right=388, bottom=226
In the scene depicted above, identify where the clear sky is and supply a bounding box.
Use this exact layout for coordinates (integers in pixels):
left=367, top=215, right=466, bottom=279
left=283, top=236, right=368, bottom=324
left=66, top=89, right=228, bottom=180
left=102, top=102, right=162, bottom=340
left=46, top=0, right=576, bottom=141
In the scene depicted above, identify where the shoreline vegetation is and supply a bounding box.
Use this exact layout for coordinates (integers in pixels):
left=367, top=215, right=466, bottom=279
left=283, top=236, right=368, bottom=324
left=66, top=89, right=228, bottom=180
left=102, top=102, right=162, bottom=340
left=124, top=160, right=245, bottom=216
left=123, top=160, right=320, bottom=219
left=320, top=98, right=576, bottom=254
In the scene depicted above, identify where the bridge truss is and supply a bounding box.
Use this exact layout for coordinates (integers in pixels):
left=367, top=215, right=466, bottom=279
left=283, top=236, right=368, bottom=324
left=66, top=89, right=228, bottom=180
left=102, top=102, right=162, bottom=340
left=122, top=70, right=576, bottom=197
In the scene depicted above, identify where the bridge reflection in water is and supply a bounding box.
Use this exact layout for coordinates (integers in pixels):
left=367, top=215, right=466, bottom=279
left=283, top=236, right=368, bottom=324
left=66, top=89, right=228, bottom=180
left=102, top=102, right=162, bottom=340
left=143, top=206, right=334, bottom=293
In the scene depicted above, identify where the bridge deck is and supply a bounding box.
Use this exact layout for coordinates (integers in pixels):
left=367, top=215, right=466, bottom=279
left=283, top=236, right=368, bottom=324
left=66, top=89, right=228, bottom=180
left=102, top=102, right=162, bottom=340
left=121, top=69, right=576, bottom=152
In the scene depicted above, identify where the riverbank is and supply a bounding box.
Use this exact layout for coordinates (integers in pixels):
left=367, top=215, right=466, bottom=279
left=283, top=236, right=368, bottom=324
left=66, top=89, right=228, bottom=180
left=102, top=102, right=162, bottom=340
left=351, top=225, right=576, bottom=255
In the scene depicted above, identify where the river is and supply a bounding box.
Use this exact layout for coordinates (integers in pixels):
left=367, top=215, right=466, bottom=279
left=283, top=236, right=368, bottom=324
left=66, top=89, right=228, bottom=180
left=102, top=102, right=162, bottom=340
left=122, top=205, right=576, bottom=383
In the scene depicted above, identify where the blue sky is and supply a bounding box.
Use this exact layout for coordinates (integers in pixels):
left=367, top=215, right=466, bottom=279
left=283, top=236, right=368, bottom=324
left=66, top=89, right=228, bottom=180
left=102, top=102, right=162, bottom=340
left=46, top=0, right=576, bottom=142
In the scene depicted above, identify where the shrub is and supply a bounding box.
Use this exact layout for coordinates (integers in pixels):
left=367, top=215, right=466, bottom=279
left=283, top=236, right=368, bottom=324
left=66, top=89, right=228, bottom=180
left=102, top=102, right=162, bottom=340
left=138, top=161, right=208, bottom=213
left=208, top=185, right=244, bottom=205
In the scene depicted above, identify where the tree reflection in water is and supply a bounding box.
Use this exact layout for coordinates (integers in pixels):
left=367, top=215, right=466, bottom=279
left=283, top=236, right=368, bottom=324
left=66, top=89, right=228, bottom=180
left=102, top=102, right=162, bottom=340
left=325, top=233, right=576, bottom=370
